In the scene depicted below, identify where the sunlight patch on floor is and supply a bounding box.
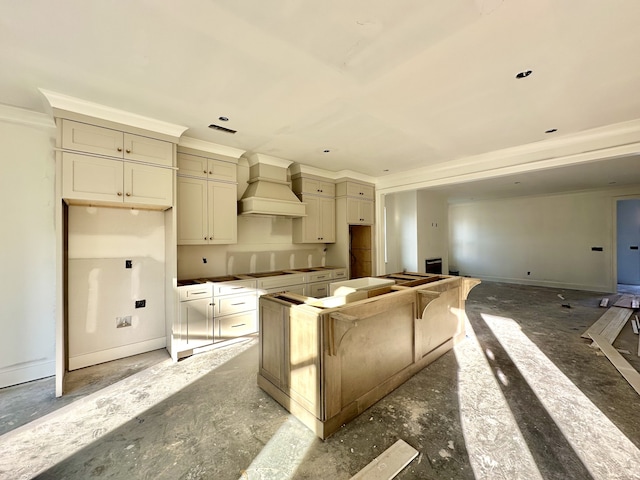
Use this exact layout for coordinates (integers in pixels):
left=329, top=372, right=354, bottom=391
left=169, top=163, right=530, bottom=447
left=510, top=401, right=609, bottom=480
left=239, top=416, right=316, bottom=480
left=482, top=313, right=640, bottom=480
left=454, top=315, right=543, bottom=480
left=0, top=337, right=258, bottom=479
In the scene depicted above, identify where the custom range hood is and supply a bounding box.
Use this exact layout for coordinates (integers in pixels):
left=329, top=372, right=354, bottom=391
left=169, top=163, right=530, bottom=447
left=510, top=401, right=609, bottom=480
left=238, top=153, right=306, bottom=217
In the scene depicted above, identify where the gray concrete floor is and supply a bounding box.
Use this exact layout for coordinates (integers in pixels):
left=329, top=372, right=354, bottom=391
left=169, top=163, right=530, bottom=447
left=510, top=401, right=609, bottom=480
left=2, top=282, right=640, bottom=479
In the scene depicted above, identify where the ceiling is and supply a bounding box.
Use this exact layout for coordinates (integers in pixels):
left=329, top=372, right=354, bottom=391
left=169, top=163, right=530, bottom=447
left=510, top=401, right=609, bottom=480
left=2, top=0, right=640, bottom=197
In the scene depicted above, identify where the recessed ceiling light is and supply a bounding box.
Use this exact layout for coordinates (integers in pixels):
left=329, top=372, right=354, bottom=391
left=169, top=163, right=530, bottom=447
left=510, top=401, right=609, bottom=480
left=218, top=116, right=229, bottom=122
left=515, top=70, right=533, bottom=79
left=514, top=181, right=521, bottom=185
left=545, top=128, right=558, bottom=134
left=383, top=169, right=389, bottom=172
left=323, top=149, right=330, bottom=153
left=609, top=181, right=617, bottom=185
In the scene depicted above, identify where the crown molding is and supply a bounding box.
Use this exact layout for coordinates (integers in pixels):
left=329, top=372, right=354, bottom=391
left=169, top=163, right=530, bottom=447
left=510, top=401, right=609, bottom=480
left=178, top=136, right=245, bottom=160
left=377, top=118, right=640, bottom=192
left=39, top=89, right=188, bottom=140
left=0, top=103, right=56, bottom=129
left=242, top=152, right=293, bottom=169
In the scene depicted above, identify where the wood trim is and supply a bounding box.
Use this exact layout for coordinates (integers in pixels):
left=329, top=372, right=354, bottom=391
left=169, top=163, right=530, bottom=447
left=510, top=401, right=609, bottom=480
left=350, top=439, right=418, bottom=480
left=589, top=333, right=640, bottom=395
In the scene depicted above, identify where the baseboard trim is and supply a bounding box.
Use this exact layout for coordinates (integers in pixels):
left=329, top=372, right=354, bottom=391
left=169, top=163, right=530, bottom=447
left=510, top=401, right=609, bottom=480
left=469, top=275, right=612, bottom=293
left=69, top=338, right=166, bottom=371
left=0, top=359, right=55, bottom=389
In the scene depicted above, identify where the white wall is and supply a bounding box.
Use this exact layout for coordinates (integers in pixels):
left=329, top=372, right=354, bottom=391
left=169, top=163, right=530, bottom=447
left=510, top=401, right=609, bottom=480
left=67, top=206, right=166, bottom=369
left=0, top=118, right=57, bottom=388
left=417, top=190, right=449, bottom=274
left=449, top=187, right=640, bottom=292
left=383, top=190, right=449, bottom=274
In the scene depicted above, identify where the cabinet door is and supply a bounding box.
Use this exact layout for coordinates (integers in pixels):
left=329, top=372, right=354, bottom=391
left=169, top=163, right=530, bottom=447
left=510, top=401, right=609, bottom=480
left=346, top=198, right=373, bottom=225
left=123, top=133, right=173, bottom=167
left=62, top=152, right=123, bottom=202
left=177, top=153, right=208, bottom=179
left=319, top=197, right=336, bottom=242
left=360, top=199, right=374, bottom=225
left=208, top=159, right=237, bottom=182
left=124, top=163, right=173, bottom=207
left=345, top=182, right=374, bottom=200
left=177, top=177, right=208, bottom=245
left=299, top=178, right=335, bottom=197
left=62, top=120, right=123, bottom=158
left=208, top=181, right=237, bottom=244
left=180, top=298, right=213, bottom=349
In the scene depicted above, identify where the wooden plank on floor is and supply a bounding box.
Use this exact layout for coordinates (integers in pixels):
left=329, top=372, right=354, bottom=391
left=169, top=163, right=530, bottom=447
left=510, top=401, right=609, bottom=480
left=600, top=308, right=633, bottom=344
left=614, top=295, right=635, bottom=309
left=350, top=439, right=418, bottom=480
left=590, top=333, right=640, bottom=396
left=582, top=307, right=632, bottom=340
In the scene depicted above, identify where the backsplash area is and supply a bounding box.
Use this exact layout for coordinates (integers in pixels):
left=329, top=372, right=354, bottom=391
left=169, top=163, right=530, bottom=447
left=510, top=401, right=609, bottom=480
left=177, top=246, right=326, bottom=279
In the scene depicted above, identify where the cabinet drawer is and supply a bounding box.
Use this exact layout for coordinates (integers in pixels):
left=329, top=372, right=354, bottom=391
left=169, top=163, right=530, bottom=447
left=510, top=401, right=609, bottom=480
left=308, top=271, right=331, bottom=283
left=308, top=282, right=329, bottom=298
left=212, top=280, right=256, bottom=296
left=179, top=285, right=212, bottom=301
left=332, top=269, right=347, bottom=280
left=219, top=311, right=257, bottom=340
left=215, top=293, right=257, bottom=316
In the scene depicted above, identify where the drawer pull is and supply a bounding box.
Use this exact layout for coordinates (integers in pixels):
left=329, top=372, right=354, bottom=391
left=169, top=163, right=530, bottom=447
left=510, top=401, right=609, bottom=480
left=231, top=302, right=246, bottom=306
left=231, top=286, right=244, bottom=290
left=232, top=323, right=246, bottom=328
left=191, top=290, right=209, bottom=295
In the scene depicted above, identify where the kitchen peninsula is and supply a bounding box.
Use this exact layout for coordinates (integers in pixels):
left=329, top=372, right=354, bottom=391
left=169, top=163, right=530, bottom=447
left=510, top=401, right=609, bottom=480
left=258, top=272, right=480, bottom=439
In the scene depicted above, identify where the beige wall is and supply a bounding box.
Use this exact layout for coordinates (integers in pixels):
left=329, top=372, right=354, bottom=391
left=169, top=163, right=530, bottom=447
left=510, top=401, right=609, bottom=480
left=0, top=118, right=57, bottom=387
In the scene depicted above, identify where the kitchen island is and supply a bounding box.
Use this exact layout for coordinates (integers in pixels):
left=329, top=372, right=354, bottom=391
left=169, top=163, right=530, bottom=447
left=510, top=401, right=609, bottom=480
left=258, top=272, right=480, bottom=439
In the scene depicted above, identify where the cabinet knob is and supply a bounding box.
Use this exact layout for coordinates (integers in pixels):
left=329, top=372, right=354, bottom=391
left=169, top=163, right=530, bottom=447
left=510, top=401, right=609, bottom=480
left=126, top=192, right=131, bottom=197
left=117, top=147, right=123, bottom=152
left=209, top=237, right=213, bottom=240
left=204, top=170, right=208, bottom=174
left=125, top=149, right=131, bottom=154
left=209, top=171, right=213, bottom=175
left=117, top=192, right=123, bottom=196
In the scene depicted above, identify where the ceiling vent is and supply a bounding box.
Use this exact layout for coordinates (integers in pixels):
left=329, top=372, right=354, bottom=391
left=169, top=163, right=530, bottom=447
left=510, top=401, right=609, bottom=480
left=208, top=123, right=237, bottom=134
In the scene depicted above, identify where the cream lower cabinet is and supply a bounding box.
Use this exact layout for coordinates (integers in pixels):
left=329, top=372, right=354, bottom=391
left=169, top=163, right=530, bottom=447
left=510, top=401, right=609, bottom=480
left=177, top=176, right=237, bottom=245
left=179, top=297, right=214, bottom=350
left=293, top=195, right=335, bottom=243
left=62, top=152, right=173, bottom=208
left=346, top=197, right=374, bottom=225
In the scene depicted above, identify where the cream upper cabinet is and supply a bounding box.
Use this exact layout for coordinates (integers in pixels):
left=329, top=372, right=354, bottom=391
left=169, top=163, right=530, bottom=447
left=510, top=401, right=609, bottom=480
left=62, top=120, right=173, bottom=166
left=293, top=177, right=336, bottom=197
left=336, top=181, right=374, bottom=201
left=346, top=197, right=374, bottom=225
left=293, top=195, right=336, bottom=243
left=177, top=176, right=237, bottom=245
left=177, top=153, right=237, bottom=182
left=292, top=175, right=336, bottom=244
left=62, top=152, right=172, bottom=207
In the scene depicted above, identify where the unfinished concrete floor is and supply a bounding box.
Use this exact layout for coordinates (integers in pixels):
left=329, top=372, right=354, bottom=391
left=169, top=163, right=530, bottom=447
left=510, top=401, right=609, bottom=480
left=2, top=282, right=640, bottom=479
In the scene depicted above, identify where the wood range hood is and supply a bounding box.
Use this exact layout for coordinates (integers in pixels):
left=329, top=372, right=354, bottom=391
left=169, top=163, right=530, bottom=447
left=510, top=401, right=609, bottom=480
left=238, top=153, right=306, bottom=217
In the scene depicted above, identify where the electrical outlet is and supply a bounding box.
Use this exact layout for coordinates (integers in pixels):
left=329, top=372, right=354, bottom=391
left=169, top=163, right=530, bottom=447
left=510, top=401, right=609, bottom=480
left=116, top=315, right=132, bottom=328
left=202, top=257, right=207, bottom=264
left=125, top=260, right=132, bottom=269
left=527, top=271, right=531, bottom=275
left=135, top=299, right=146, bottom=308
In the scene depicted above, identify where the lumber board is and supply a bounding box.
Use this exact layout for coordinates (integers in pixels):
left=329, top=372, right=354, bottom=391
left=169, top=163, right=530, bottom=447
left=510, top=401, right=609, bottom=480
left=600, top=308, right=633, bottom=344
left=350, top=439, right=418, bottom=480
left=582, top=307, right=632, bottom=340
left=614, top=295, right=638, bottom=309
left=589, top=333, right=640, bottom=396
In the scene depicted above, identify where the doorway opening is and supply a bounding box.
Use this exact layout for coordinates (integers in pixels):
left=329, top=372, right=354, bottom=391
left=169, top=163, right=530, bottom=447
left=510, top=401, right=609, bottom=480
left=349, top=225, right=372, bottom=279
left=616, top=198, right=640, bottom=294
